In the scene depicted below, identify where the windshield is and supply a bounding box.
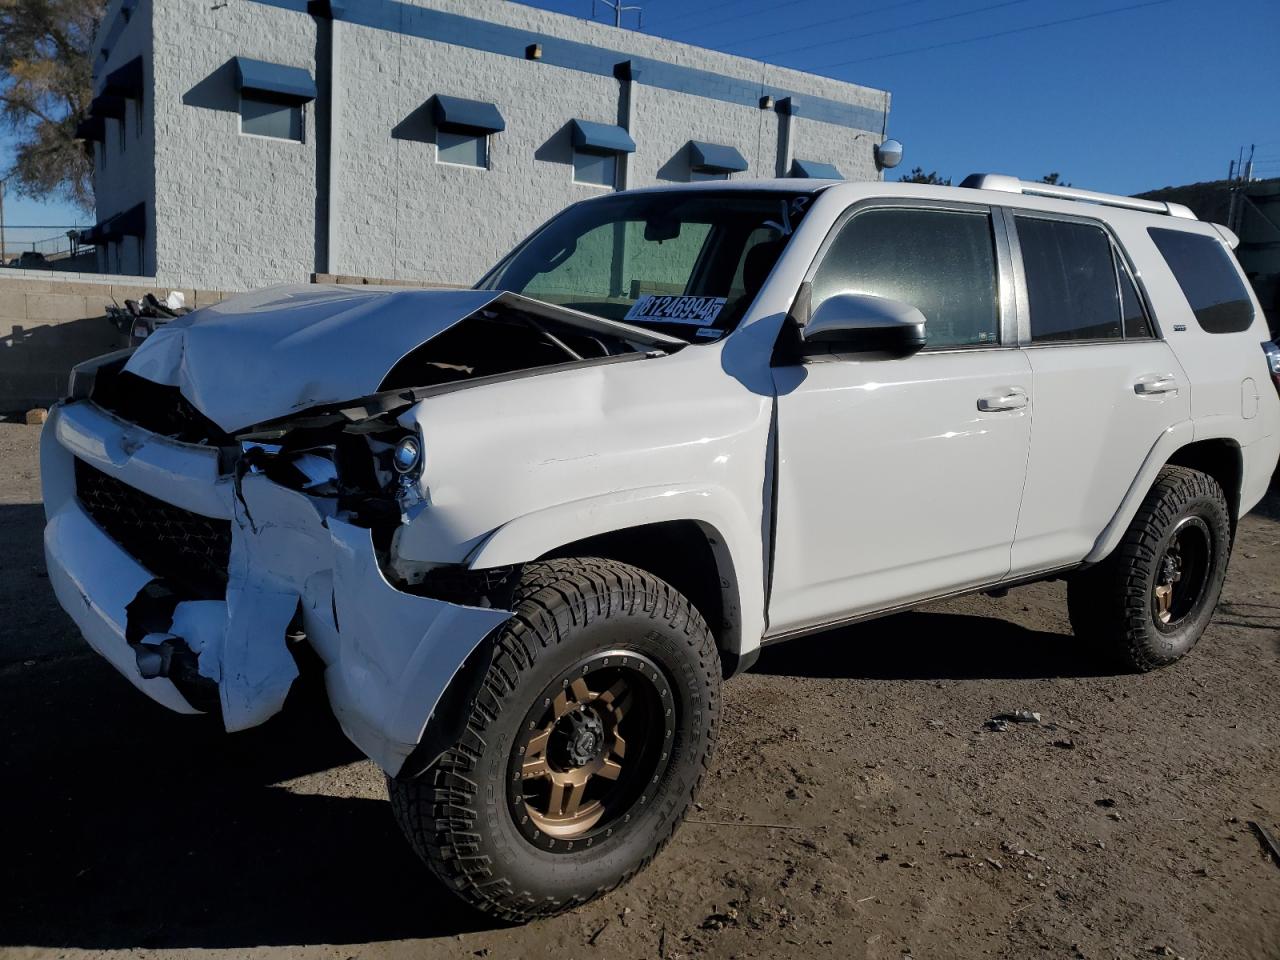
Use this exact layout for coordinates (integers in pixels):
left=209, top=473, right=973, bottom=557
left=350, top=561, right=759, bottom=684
left=478, top=190, right=814, bottom=341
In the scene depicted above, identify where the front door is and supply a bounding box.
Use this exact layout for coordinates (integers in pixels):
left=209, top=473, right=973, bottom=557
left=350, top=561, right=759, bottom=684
left=767, top=201, right=1032, bottom=637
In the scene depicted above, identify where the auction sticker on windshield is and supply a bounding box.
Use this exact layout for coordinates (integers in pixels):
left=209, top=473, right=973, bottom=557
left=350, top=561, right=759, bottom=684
left=625, top=295, right=727, bottom=327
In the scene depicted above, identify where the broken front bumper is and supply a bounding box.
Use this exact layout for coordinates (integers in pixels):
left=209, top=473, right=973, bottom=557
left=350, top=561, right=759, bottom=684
left=40, top=401, right=510, bottom=775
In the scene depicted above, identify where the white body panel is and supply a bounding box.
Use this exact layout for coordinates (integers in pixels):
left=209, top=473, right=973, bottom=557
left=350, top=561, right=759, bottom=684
left=1010, top=341, right=1190, bottom=575
left=769, top=350, right=1032, bottom=635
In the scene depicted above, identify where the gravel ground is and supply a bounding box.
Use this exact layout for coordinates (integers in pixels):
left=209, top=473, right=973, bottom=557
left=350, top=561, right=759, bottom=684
left=1, top=420, right=1277, bottom=960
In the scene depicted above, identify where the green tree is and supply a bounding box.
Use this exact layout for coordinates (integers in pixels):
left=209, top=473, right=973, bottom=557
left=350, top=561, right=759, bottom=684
left=0, top=0, right=104, bottom=211
left=898, top=167, right=951, bottom=186
left=1040, top=172, right=1071, bottom=186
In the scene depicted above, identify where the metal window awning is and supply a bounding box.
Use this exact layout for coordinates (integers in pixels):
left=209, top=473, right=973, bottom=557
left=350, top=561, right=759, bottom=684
left=102, top=56, right=144, bottom=99
left=89, top=93, right=127, bottom=121
left=689, top=141, right=748, bottom=174
left=233, top=57, right=318, bottom=102
left=791, top=159, right=843, bottom=180
left=75, top=116, right=106, bottom=143
left=80, top=202, right=146, bottom=245
left=431, top=94, right=505, bottom=134
left=571, top=119, right=636, bottom=154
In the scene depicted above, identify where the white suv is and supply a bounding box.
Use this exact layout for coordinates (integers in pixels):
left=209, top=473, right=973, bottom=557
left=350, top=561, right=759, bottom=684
left=42, top=175, right=1280, bottom=921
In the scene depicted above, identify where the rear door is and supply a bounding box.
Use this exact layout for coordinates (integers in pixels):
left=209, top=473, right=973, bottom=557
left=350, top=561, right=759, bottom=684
left=1008, top=212, right=1191, bottom=575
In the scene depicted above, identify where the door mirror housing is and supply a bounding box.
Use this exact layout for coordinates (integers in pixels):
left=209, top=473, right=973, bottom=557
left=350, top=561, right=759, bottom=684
left=800, top=293, right=927, bottom=358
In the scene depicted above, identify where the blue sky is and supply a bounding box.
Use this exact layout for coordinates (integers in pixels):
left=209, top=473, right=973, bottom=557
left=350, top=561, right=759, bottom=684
left=8, top=0, right=1277, bottom=225
left=529, top=0, right=1279, bottom=191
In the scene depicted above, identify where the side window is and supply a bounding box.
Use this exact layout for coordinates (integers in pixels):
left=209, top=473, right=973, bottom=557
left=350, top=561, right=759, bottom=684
left=1016, top=216, right=1121, bottom=342
left=1148, top=227, right=1255, bottom=334
left=810, top=207, right=1000, bottom=348
left=240, top=94, right=304, bottom=142
left=1116, top=250, right=1153, bottom=339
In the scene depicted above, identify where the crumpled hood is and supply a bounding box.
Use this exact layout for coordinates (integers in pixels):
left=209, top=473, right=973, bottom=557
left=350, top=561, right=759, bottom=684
left=123, top=284, right=682, bottom=434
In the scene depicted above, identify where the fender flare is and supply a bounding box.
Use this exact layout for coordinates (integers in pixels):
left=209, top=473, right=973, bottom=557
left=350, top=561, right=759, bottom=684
left=1085, top=420, right=1240, bottom=564
left=466, top=484, right=764, bottom=659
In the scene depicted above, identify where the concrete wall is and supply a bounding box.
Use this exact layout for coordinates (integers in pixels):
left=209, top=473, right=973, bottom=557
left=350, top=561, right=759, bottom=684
left=92, top=0, right=157, bottom=277
left=151, top=0, right=321, bottom=291
left=91, top=0, right=888, bottom=291
left=0, top=274, right=227, bottom=412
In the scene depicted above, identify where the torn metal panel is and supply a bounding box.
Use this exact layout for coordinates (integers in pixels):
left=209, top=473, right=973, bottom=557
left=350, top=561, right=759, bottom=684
left=326, top=519, right=511, bottom=773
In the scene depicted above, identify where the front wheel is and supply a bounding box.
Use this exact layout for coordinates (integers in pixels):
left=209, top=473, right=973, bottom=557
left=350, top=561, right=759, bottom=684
left=388, top=557, right=721, bottom=923
left=1067, top=465, right=1232, bottom=671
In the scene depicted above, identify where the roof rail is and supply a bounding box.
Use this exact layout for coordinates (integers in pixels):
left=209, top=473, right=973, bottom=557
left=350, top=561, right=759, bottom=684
left=958, top=173, right=1198, bottom=220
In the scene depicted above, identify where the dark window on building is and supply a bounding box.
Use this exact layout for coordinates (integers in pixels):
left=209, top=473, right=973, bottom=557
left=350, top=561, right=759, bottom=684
left=117, top=118, right=126, bottom=152
left=437, top=128, right=488, bottom=168
left=1116, top=250, right=1153, bottom=339
left=1017, top=216, right=1122, bottom=342
left=690, top=169, right=728, bottom=182
left=1148, top=227, right=1254, bottom=334
left=573, top=150, right=617, bottom=188
left=811, top=206, right=1000, bottom=348
left=240, top=95, right=303, bottom=141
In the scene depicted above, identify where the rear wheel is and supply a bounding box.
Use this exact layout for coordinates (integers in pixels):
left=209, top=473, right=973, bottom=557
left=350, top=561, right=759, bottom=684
left=388, top=557, right=721, bottom=922
left=1067, top=465, right=1232, bottom=671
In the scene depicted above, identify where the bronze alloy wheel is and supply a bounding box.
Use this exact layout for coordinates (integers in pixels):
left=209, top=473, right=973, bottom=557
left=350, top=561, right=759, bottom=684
left=508, top=650, right=676, bottom=852
left=1152, top=515, right=1214, bottom=631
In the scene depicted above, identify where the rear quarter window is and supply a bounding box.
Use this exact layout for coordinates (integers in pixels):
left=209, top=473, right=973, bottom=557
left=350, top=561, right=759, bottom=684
left=1148, top=227, right=1254, bottom=334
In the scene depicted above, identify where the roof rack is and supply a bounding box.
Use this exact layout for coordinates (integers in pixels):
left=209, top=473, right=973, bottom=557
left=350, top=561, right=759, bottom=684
left=958, top=173, right=1198, bottom=220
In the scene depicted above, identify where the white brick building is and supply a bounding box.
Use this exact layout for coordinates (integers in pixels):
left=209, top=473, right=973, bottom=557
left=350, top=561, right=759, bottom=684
left=82, top=0, right=892, bottom=290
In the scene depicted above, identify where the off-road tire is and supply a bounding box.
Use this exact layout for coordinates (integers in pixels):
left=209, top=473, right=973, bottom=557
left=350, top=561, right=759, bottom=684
left=1067, top=465, right=1231, bottom=671
left=387, top=557, right=721, bottom=923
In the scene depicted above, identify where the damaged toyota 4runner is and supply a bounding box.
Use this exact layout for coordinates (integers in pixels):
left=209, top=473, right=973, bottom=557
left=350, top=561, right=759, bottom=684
left=43, top=176, right=1280, bottom=921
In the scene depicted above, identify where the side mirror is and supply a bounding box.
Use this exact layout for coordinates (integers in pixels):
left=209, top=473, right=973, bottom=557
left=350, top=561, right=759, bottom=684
left=800, top=293, right=927, bottom=358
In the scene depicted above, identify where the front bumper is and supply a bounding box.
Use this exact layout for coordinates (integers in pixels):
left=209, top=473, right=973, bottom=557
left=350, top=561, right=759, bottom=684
left=40, top=401, right=510, bottom=775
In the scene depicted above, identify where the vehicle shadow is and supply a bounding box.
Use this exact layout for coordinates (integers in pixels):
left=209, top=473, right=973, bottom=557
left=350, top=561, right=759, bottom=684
left=753, top=608, right=1115, bottom=681
left=0, top=656, right=499, bottom=949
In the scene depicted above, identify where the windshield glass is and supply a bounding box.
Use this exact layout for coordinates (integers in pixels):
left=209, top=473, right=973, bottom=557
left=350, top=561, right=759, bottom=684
left=478, top=190, right=815, bottom=341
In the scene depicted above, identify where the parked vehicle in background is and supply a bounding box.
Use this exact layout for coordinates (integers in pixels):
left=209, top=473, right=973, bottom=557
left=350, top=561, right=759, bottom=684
left=8, top=251, right=48, bottom=269
left=40, top=175, right=1280, bottom=921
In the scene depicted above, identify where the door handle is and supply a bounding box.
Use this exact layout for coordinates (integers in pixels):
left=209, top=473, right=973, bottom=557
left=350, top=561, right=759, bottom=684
left=977, top=388, right=1028, bottom=412
left=1133, top=374, right=1179, bottom=396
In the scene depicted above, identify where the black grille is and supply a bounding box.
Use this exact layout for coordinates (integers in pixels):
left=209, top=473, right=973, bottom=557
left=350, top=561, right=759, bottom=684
left=74, top=458, right=231, bottom=598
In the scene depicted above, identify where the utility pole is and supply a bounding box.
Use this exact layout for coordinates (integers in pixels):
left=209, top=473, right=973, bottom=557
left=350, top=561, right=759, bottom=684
left=593, top=0, right=643, bottom=29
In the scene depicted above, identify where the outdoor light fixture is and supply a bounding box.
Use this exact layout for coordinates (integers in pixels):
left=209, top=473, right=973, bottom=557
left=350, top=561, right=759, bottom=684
left=526, top=43, right=542, bottom=60
left=874, top=138, right=903, bottom=170
left=759, top=95, right=774, bottom=109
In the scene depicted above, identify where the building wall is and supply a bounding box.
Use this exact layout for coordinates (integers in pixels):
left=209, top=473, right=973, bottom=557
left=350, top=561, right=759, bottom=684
left=151, top=0, right=321, bottom=290
left=94, top=0, right=889, bottom=290
left=91, top=0, right=157, bottom=276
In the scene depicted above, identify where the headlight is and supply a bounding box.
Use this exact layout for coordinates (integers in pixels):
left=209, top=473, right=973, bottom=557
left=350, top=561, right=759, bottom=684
left=393, top=435, right=422, bottom=475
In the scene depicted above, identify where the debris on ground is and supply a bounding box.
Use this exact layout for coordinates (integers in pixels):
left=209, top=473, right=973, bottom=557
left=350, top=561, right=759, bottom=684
left=985, top=709, right=1042, bottom=731
left=698, top=907, right=739, bottom=931
left=1247, top=820, right=1280, bottom=868
left=24, top=408, right=47, bottom=425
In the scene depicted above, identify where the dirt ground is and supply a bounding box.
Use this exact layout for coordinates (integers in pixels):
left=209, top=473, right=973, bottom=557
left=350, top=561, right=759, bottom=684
left=1, top=419, right=1277, bottom=960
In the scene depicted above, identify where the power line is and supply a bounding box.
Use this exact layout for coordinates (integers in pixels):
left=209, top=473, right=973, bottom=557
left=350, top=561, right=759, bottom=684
left=716, top=0, right=932, bottom=51
left=652, top=0, right=810, bottom=32
left=748, top=0, right=1039, bottom=60
left=816, top=0, right=1175, bottom=67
